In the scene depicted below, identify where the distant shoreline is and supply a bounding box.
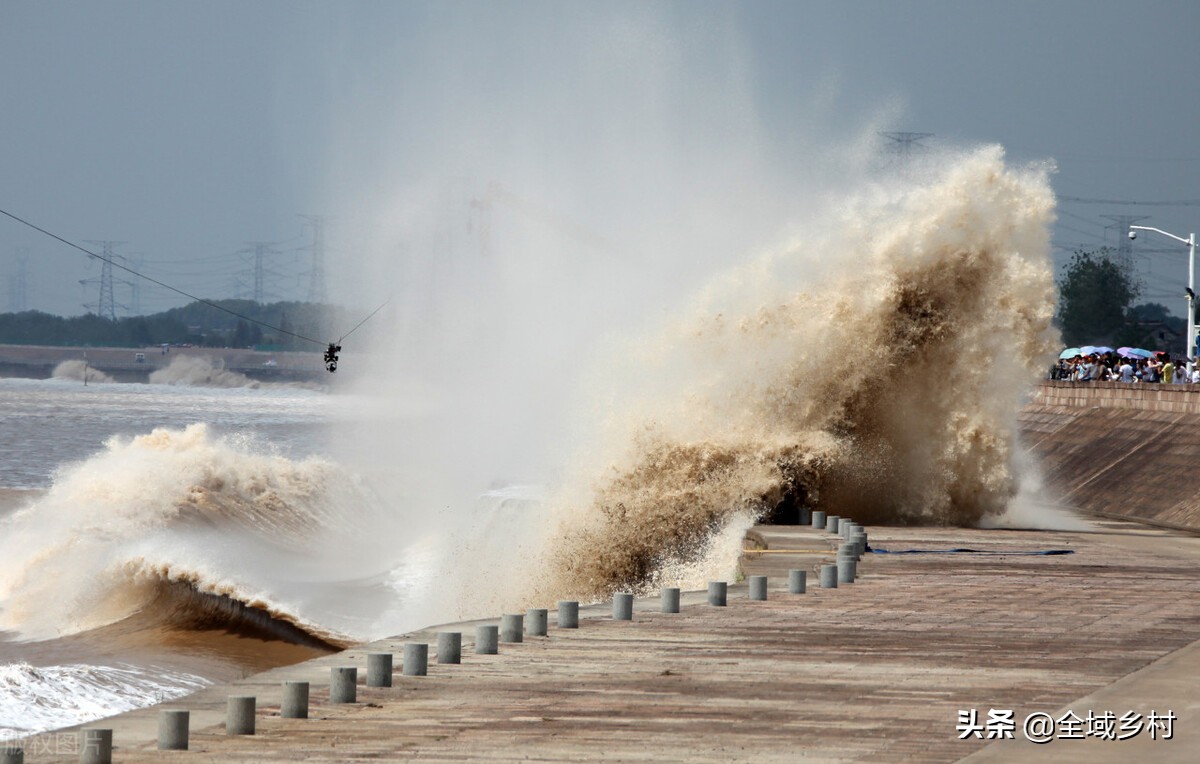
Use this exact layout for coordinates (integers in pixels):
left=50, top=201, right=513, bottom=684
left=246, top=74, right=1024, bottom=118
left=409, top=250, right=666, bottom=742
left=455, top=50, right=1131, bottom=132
left=0, top=343, right=326, bottom=383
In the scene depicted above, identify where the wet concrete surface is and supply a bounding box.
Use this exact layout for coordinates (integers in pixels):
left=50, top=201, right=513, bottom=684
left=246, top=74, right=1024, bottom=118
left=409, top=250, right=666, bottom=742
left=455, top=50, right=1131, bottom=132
left=16, top=516, right=1200, bottom=762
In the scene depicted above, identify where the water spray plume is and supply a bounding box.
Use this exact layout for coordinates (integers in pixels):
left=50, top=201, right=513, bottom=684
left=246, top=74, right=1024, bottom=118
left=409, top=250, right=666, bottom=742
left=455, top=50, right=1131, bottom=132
left=543, top=146, right=1059, bottom=598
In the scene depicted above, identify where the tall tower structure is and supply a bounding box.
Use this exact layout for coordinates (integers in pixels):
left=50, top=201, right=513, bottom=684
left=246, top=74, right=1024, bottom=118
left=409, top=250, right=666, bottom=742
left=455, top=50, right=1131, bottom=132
left=301, top=215, right=328, bottom=304
left=1102, top=214, right=1151, bottom=273
left=127, top=256, right=144, bottom=315
left=254, top=243, right=266, bottom=303
left=239, top=241, right=282, bottom=303
left=880, top=132, right=935, bottom=161
left=8, top=249, right=28, bottom=312
left=81, top=240, right=128, bottom=320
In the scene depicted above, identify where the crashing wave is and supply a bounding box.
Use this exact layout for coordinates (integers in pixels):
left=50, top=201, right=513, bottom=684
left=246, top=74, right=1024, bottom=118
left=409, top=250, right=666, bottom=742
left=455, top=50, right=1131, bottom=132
left=51, top=360, right=115, bottom=384
left=0, top=423, right=393, bottom=646
left=548, top=147, right=1058, bottom=598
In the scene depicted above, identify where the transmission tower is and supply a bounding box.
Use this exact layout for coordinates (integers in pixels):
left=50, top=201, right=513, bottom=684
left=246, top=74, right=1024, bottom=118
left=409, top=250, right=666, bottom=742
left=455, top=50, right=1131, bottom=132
left=300, top=215, right=328, bottom=304
left=1102, top=214, right=1150, bottom=273
left=80, top=240, right=129, bottom=320
left=880, top=132, right=935, bottom=161
left=238, top=241, right=283, bottom=303
left=127, top=255, right=144, bottom=315
left=8, top=249, right=29, bottom=312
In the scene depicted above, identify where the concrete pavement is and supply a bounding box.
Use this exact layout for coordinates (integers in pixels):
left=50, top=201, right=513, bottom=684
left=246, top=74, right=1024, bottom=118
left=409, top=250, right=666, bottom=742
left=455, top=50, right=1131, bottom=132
left=15, top=517, right=1200, bottom=762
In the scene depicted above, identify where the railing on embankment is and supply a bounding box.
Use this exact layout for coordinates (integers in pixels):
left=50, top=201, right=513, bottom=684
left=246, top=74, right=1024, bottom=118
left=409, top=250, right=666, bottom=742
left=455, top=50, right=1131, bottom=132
left=1020, top=381, right=1200, bottom=533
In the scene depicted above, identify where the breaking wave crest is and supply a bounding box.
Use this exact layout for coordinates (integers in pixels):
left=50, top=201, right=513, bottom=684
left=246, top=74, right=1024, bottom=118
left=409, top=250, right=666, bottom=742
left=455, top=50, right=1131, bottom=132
left=0, top=423, right=399, bottom=646
left=149, top=355, right=261, bottom=388
left=549, top=147, right=1059, bottom=597
left=51, top=360, right=115, bottom=384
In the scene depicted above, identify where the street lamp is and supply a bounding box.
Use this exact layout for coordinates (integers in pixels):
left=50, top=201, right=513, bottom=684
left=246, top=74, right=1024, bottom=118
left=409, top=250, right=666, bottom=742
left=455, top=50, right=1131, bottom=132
left=1129, top=225, right=1197, bottom=368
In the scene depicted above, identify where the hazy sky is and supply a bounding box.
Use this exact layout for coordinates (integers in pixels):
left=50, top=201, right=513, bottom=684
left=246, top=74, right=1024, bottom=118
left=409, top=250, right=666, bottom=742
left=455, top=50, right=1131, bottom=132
left=2, top=0, right=1198, bottom=317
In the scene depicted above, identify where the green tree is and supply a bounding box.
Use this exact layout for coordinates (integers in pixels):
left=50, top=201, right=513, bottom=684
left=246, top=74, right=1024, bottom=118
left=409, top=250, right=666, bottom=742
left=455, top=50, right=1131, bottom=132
left=1056, top=248, right=1141, bottom=345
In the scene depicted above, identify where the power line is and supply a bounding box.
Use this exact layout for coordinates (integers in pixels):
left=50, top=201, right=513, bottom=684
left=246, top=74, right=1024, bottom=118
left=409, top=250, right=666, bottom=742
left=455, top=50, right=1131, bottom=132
left=1101, top=214, right=1150, bottom=272
left=300, top=215, right=328, bottom=304
left=1060, top=195, right=1200, bottom=207
left=0, top=207, right=325, bottom=347
left=128, top=254, right=145, bottom=315
left=79, top=240, right=129, bottom=320
left=238, top=241, right=286, bottom=303
left=1056, top=223, right=1105, bottom=241
left=880, top=132, right=934, bottom=160
left=1058, top=210, right=1105, bottom=227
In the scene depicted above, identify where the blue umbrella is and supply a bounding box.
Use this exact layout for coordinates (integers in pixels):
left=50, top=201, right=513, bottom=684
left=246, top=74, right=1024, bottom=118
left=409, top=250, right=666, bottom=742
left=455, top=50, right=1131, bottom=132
left=1094, top=346, right=1114, bottom=354
left=1080, top=345, right=1099, bottom=355
left=1059, top=348, right=1082, bottom=359
left=1129, top=348, right=1155, bottom=359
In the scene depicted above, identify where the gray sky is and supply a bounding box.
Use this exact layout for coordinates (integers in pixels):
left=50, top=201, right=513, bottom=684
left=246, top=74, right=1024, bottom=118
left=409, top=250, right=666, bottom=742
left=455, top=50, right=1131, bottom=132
left=2, top=0, right=1198, bottom=318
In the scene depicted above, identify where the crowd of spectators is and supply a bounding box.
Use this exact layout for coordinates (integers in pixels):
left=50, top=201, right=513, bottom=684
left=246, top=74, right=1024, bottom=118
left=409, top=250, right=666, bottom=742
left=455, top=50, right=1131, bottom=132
left=1051, top=351, right=1199, bottom=383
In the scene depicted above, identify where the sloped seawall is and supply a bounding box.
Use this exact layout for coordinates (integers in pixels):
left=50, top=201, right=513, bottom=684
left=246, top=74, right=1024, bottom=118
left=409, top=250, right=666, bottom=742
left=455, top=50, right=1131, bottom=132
left=1020, top=380, right=1200, bottom=532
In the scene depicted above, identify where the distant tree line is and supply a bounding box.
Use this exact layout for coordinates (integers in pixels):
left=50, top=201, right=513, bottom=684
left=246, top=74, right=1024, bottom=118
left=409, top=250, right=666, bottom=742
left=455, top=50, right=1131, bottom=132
left=0, top=300, right=348, bottom=350
left=1057, top=247, right=1187, bottom=350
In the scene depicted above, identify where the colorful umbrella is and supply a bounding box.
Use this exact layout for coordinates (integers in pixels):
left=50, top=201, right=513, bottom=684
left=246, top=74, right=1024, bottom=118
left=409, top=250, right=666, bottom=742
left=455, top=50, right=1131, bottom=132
left=1059, top=348, right=1082, bottom=359
left=1129, top=348, right=1155, bottom=359
left=1080, top=345, right=1100, bottom=355
left=1117, top=347, right=1138, bottom=358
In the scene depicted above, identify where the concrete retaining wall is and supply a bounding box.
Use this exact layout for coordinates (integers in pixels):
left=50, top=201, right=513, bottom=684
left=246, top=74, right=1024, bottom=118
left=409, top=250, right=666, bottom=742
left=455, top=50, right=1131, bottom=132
left=1029, top=379, right=1200, bottom=414
left=1021, top=381, right=1200, bottom=532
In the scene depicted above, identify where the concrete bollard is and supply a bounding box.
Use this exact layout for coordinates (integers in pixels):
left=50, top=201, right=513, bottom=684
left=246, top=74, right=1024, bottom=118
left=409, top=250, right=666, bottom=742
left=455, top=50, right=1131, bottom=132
left=79, top=729, right=112, bottom=764
left=403, top=643, right=429, bottom=676
left=500, top=613, right=524, bottom=643
left=839, top=542, right=860, bottom=561
left=661, top=587, right=680, bottom=613
left=0, top=746, right=22, bottom=764
left=613, top=592, right=634, bottom=620
left=798, top=506, right=812, bottom=525
left=226, top=696, right=255, bottom=735
left=788, top=569, right=807, bottom=594
left=476, top=624, right=499, bottom=654
left=367, top=652, right=393, bottom=687
left=557, top=600, right=579, bottom=629
left=157, top=709, right=189, bottom=751
left=819, top=563, right=838, bottom=589
left=748, top=575, right=768, bottom=601
left=708, top=581, right=727, bottom=606
left=811, top=510, right=827, bottom=528
left=527, top=608, right=548, bottom=637
left=838, top=559, right=857, bottom=584
left=826, top=515, right=840, bottom=533
left=281, top=681, right=309, bottom=719
left=852, top=532, right=868, bottom=555
left=437, top=632, right=462, bottom=664
left=330, top=667, right=357, bottom=704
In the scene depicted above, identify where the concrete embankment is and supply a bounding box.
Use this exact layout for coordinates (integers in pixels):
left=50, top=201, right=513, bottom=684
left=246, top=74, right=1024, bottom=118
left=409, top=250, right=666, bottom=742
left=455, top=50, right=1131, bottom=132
left=1020, top=381, right=1200, bottom=533
left=14, top=519, right=1200, bottom=762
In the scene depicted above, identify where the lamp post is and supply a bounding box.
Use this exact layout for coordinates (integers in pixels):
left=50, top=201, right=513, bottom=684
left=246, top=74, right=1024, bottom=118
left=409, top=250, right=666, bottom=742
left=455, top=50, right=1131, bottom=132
left=1130, top=225, right=1197, bottom=370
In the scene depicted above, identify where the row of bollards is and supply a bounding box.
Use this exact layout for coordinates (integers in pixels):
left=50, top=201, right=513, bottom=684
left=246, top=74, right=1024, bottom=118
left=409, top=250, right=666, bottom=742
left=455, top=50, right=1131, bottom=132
left=26, top=518, right=867, bottom=764
left=810, top=511, right=871, bottom=588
